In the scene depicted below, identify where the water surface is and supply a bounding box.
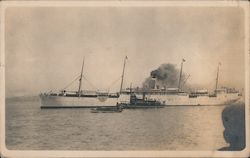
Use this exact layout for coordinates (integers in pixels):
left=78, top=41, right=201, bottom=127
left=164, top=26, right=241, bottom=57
left=6, top=96, right=245, bottom=150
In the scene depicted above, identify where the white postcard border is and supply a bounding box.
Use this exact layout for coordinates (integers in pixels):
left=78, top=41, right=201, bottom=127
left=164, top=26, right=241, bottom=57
left=0, top=1, right=249, bottom=157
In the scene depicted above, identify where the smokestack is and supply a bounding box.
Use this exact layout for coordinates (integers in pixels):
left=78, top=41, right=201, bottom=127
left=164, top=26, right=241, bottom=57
left=143, top=63, right=188, bottom=90
left=149, top=77, right=157, bottom=89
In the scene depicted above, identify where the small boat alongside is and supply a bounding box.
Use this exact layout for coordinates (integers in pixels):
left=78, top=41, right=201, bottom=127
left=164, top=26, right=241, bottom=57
left=122, top=92, right=165, bottom=109
left=91, top=105, right=123, bottom=113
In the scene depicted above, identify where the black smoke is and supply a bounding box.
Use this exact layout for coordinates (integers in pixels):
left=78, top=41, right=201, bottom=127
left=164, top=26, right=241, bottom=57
left=143, top=63, right=188, bottom=89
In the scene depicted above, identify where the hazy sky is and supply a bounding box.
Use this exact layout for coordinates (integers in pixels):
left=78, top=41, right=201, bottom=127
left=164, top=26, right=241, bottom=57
left=5, top=6, right=245, bottom=97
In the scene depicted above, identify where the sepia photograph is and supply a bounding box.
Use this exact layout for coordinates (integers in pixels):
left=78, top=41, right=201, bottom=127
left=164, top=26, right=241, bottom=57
left=0, top=1, right=249, bottom=157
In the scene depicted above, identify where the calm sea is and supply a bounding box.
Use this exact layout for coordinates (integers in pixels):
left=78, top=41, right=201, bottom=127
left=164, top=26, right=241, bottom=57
left=5, top=96, right=245, bottom=150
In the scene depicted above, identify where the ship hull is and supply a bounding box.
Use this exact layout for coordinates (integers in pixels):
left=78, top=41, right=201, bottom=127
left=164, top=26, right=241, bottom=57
left=40, top=93, right=241, bottom=108
left=145, top=93, right=241, bottom=106
left=40, top=95, right=119, bottom=108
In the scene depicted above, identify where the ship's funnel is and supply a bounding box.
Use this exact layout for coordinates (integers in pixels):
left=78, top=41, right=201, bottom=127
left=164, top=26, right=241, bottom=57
left=148, top=77, right=157, bottom=89
left=143, top=63, right=183, bottom=89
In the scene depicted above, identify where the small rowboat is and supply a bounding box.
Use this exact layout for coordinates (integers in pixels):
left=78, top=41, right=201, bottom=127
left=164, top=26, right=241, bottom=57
left=91, top=105, right=123, bottom=113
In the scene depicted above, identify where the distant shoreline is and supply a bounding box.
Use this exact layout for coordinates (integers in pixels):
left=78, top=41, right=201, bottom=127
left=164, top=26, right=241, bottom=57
left=6, top=95, right=40, bottom=102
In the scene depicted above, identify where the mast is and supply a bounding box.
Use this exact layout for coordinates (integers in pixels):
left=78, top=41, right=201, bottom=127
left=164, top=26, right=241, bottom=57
left=130, top=82, right=132, bottom=93
left=120, top=56, right=128, bottom=93
left=78, top=57, right=85, bottom=96
left=215, top=62, right=221, bottom=94
left=181, top=74, right=190, bottom=89
left=178, top=59, right=185, bottom=92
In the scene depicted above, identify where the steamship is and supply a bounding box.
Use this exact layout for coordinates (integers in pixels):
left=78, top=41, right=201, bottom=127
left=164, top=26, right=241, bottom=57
left=40, top=56, right=242, bottom=108
left=119, top=60, right=242, bottom=106
left=40, top=57, right=128, bottom=108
